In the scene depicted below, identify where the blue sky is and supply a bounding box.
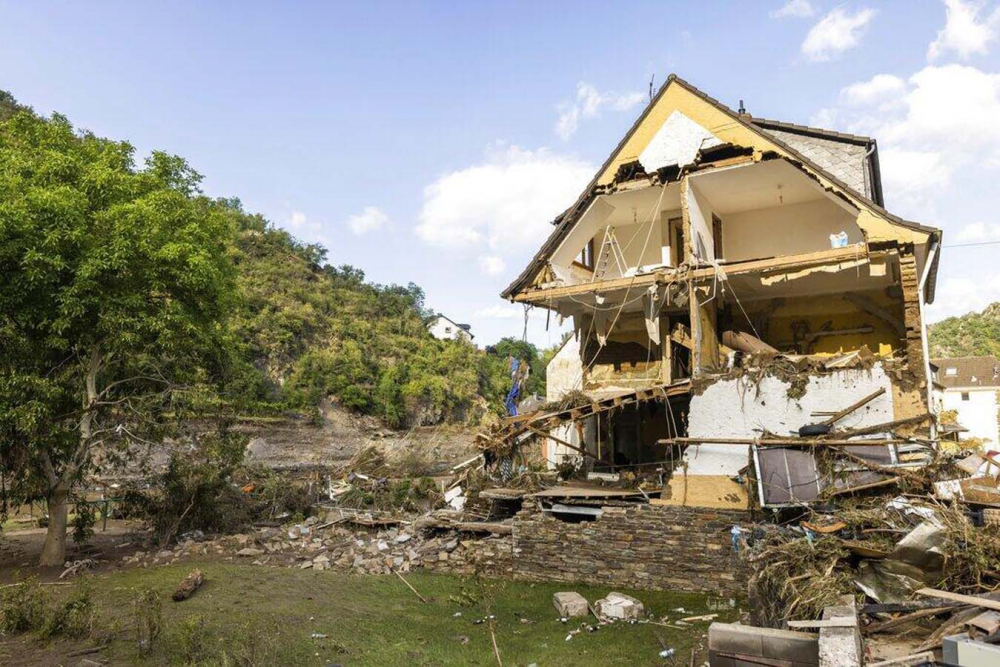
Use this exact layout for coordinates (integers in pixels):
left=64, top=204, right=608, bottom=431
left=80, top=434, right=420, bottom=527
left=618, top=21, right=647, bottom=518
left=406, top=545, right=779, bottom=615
left=2, top=1, right=999, bottom=347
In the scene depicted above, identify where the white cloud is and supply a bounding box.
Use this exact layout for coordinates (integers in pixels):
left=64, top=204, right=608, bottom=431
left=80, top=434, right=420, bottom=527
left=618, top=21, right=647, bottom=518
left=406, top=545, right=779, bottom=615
left=927, top=273, right=1000, bottom=321
left=416, top=143, right=594, bottom=251
left=809, top=107, right=840, bottom=128
left=823, top=64, right=1000, bottom=212
left=954, top=220, right=1000, bottom=242
left=772, top=0, right=816, bottom=19
left=880, top=65, right=1000, bottom=150
left=840, top=74, right=906, bottom=105
left=346, top=206, right=389, bottom=235
left=878, top=148, right=954, bottom=208
left=928, top=0, right=999, bottom=62
left=286, top=209, right=329, bottom=245
left=475, top=305, right=524, bottom=319
left=802, top=6, right=876, bottom=61
left=555, top=82, right=645, bottom=140
left=477, top=255, right=506, bottom=276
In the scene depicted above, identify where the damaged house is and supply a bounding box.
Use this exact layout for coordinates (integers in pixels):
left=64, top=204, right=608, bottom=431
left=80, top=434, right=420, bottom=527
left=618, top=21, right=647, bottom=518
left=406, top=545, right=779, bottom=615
left=481, top=75, right=943, bottom=592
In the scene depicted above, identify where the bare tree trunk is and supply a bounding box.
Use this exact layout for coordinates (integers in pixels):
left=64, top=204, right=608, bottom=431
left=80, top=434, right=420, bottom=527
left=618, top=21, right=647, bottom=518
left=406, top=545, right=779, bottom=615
left=38, top=346, right=101, bottom=567
left=39, top=484, right=69, bottom=566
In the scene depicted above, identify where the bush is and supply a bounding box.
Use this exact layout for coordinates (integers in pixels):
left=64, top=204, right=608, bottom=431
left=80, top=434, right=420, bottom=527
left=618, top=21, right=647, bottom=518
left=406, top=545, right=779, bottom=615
left=132, top=588, right=162, bottom=656
left=0, top=576, right=46, bottom=635
left=40, top=583, right=93, bottom=639
left=174, top=615, right=210, bottom=663
left=127, top=428, right=316, bottom=542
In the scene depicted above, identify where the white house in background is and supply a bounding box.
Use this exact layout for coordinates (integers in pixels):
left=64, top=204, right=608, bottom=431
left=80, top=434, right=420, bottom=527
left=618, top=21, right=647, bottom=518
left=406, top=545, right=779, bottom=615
left=428, top=314, right=473, bottom=342
left=933, top=356, right=1000, bottom=446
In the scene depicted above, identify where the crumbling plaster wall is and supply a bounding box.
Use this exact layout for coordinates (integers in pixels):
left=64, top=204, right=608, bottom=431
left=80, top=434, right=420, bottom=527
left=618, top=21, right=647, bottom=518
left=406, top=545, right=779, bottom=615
left=663, top=363, right=896, bottom=509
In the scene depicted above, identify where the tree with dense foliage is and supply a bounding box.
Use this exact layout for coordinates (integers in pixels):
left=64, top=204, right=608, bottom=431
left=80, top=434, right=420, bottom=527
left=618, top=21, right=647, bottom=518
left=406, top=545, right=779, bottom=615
left=0, top=107, right=237, bottom=565
left=929, top=302, right=1000, bottom=358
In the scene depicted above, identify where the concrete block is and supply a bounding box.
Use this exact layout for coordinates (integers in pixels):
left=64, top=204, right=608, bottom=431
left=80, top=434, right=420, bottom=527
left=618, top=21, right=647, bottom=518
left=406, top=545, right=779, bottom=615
left=710, top=622, right=819, bottom=665
left=594, top=592, right=645, bottom=620
left=942, top=633, right=1000, bottom=667
left=818, top=599, right=861, bottom=667
left=552, top=591, right=589, bottom=618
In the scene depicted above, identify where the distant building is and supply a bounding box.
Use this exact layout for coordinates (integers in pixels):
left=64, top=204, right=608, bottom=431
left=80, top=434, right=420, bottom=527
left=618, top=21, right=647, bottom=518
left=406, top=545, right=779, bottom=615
left=428, top=314, right=473, bottom=342
left=932, top=356, right=1000, bottom=445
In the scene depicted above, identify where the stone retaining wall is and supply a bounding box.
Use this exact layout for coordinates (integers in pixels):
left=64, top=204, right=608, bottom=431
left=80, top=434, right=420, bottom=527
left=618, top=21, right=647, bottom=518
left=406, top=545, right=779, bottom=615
left=510, top=501, right=748, bottom=595
left=421, top=535, right=514, bottom=578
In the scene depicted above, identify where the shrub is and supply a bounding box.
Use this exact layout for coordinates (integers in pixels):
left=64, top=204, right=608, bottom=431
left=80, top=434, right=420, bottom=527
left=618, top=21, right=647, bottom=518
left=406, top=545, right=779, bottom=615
left=0, top=576, right=46, bottom=635
left=40, top=583, right=93, bottom=639
left=132, top=588, right=162, bottom=656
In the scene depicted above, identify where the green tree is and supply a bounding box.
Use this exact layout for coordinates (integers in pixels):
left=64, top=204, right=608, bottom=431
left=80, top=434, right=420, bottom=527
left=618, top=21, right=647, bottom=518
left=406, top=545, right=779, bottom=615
left=0, top=107, right=236, bottom=565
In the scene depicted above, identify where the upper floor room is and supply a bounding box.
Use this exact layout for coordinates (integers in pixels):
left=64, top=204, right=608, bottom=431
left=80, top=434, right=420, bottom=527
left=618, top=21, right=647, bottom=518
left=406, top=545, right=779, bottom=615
left=503, top=75, right=941, bottom=310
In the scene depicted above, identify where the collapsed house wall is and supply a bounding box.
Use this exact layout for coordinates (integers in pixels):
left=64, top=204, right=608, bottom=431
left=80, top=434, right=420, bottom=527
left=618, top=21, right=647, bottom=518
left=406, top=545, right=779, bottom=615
left=512, top=500, right=747, bottom=595
left=662, top=363, right=896, bottom=509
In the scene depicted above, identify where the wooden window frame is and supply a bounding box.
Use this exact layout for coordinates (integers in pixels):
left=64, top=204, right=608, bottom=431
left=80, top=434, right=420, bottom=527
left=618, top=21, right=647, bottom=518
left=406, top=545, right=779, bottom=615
left=573, top=238, right=595, bottom=271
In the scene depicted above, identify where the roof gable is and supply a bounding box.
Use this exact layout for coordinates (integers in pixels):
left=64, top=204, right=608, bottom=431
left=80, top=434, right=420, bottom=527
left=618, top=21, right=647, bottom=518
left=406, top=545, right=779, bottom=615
left=502, top=74, right=941, bottom=300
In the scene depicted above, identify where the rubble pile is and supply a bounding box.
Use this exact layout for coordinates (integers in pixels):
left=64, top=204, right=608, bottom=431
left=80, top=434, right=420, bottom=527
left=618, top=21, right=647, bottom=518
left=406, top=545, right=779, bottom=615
left=741, top=486, right=1000, bottom=661
left=121, top=510, right=512, bottom=577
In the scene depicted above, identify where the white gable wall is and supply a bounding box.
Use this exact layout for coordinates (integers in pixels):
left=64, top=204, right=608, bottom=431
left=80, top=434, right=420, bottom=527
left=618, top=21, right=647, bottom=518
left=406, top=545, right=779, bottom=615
left=942, top=388, right=999, bottom=445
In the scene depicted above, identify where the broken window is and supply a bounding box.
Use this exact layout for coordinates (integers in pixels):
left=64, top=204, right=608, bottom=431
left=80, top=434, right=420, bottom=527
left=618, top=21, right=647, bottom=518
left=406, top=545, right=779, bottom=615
left=574, top=238, right=595, bottom=271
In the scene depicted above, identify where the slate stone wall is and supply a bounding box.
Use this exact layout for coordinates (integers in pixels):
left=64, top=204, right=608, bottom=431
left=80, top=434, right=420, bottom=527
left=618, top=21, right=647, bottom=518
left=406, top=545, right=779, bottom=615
left=510, top=500, right=748, bottom=595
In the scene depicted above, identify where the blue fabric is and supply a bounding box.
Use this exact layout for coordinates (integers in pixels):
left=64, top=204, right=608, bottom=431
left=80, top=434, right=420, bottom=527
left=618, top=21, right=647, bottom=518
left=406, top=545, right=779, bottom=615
left=505, top=358, right=521, bottom=416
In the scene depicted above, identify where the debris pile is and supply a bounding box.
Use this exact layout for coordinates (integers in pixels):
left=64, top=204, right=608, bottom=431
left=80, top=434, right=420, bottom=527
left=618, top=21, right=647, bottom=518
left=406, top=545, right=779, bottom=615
left=122, top=510, right=512, bottom=577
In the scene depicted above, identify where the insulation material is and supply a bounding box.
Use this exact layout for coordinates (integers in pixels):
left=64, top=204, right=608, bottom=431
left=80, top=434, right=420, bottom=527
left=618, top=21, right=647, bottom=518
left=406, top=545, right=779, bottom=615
left=642, top=284, right=663, bottom=345
left=638, top=110, right=723, bottom=173
left=759, top=257, right=867, bottom=286
left=683, top=363, right=896, bottom=479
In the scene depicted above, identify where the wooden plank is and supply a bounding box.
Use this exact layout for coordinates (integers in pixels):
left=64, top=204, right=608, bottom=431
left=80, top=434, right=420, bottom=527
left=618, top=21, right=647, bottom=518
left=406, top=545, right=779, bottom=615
left=915, top=588, right=1000, bottom=612
left=514, top=246, right=886, bottom=303
left=820, top=388, right=886, bottom=427
left=662, top=437, right=906, bottom=447
left=526, top=426, right=613, bottom=466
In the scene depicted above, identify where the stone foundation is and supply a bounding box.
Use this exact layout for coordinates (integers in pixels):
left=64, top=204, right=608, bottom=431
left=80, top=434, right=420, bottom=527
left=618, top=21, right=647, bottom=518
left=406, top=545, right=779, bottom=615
left=510, top=500, right=747, bottom=595
left=421, top=535, right=514, bottom=577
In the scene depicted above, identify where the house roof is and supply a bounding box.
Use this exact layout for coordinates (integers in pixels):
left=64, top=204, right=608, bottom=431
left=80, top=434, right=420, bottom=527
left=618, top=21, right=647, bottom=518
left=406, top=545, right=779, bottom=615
left=753, top=118, right=883, bottom=206
left=932, top=356, right=1000, bottom=389
left=432, top=314, right=474, bottom=338
left=501, top=73, right=941, bottom=301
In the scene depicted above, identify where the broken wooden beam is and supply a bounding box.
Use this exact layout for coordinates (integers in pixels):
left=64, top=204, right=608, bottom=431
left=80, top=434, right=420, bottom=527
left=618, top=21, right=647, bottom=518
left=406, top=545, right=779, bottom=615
left=820, top=388, right=886, bottom=427
left=661, top=437, right=907, bottom=447
left=915, top=588, right=1000, bottom=612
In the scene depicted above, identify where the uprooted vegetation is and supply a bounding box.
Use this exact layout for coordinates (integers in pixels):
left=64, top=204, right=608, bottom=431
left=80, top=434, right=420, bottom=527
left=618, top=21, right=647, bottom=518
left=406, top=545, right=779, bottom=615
left=117, top=430, right=315, bottom=545
left=744, top=497, right=1000, bottom=628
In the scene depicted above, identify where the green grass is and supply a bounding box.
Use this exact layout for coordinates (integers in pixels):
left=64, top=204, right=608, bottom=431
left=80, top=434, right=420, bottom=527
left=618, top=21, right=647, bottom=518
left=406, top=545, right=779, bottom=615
left=24, top=561, right=737, bottom=665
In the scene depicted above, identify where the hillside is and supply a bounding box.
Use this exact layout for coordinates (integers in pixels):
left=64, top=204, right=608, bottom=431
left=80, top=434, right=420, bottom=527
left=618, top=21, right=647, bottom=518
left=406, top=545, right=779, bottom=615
left=222, top=202, right=494, bottom=426
left=0, top=91, right=552, bottom=431
left=928, top=302, right=1000, bottom=359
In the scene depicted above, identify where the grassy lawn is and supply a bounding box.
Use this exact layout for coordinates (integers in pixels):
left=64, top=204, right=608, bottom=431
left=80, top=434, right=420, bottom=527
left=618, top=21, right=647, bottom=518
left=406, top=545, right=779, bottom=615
left=7, top=561, right=738, bottom=665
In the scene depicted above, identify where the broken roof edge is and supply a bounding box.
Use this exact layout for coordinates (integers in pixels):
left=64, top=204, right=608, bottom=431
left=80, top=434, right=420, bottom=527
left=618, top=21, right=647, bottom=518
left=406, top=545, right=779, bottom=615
left=500, top=73, right=941, bottom=301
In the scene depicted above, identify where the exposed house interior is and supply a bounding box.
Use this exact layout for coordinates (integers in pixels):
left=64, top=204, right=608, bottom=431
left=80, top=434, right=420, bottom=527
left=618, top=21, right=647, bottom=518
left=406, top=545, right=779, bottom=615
left=495, top=74, right=942, bottom=510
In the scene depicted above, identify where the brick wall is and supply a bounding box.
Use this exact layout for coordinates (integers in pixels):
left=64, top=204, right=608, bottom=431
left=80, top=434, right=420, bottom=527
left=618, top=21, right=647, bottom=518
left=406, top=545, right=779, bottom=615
left=510, top=501, right=747, bottom=595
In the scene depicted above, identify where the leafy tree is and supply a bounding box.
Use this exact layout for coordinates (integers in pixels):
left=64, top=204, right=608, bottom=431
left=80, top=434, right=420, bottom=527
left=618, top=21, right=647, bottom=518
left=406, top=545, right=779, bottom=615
left=0, top=106, right=236, bottom=565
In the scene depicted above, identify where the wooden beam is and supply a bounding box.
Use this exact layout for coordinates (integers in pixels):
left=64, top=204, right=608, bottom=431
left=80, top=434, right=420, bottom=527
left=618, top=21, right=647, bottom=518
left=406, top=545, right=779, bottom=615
left=513, top=246, right=887, bottom=304
left=843, top=293, right=905, bottom=338
left=821, top=388, right=886, bottom=427
left=661, top=437, right=907, bottom=447
left=527, top=426, right=612, bottom=466
left=915, top=589, right=1000, bottom=612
